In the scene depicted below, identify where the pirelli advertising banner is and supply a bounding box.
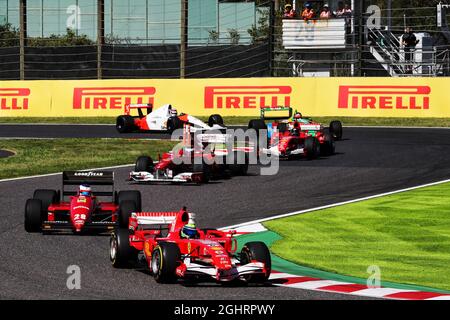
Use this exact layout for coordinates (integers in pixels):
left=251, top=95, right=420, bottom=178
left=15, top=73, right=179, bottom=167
left=0, top=77, right=448, bottom=117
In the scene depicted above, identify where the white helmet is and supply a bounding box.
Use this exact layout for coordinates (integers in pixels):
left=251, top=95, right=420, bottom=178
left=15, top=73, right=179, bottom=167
left=79, top=184, right=92, bottom=196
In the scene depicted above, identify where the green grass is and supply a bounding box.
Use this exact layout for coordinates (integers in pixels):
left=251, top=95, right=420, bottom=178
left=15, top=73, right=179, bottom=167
left=264, top=182, right=450, bottom=291
left=0, top=138, right=176, bottom=180
left=1, top=116, right=450, bottom=127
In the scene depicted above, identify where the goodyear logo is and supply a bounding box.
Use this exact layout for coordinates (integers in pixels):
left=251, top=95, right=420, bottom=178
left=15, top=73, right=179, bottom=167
left=204, top=86, right=292, bottom=109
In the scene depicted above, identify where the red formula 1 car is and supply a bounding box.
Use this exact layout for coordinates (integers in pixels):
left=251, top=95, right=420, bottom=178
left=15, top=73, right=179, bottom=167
left=115, top=103, right=225, bottom=134
left=128, top=126, right=250, bottom=184
left=248, top=107, right=343, bottom=159
left=24, top=171, right=141, bottom=234
left=110, top=208, right=271, bottom=284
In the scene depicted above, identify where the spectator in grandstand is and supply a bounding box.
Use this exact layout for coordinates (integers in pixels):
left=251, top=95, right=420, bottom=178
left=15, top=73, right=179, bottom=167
left=320, top=4, right=333, bottom=19
left=402, top=27, right=420, bottom=73
left=335, top=3, right=353, bottom=18
left=301, top=2, right=315, bottom=21
left=283, top=3, right=296, bottom=19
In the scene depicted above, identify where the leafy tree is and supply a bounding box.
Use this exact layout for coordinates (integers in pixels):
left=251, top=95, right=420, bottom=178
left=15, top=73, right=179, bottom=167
left=0, top=23, right=20, bottom=47
left=28, top=28, right=94, bottom=47
left=248, top=7, right=270, bottom=44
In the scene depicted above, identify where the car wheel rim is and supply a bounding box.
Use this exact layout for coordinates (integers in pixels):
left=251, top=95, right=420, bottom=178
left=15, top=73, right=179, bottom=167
left=151, top=251, right=160, bottom=275
left=110, top=237, right=117, bottom=261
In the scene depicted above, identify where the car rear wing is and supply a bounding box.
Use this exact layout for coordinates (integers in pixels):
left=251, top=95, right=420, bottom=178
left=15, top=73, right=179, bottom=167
left=129, top=208, right=190, bottom=231
left=183, top=125, right=229, bottom=146
left=62, top=171, right=114, bottom=198
left=261, top=106, right=293, bottom=120
left=124, top=103, right=153, bottom=117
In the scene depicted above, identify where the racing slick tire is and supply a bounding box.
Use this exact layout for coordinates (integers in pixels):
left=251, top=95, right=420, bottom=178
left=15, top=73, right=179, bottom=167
left=33, top=189, right=59, bottom=212
left=117, top=190, right=142, bottom=212
left=240, top=241, right=271, bottom=283
left=193, top=162, right=210, bottom=183
left=208, top=114, right=224, bottom=127
left=167, top=117, right=182, bottom=133
left=116, top=115, right=135, bottom=133
left=110, top=228, right=136, bottom=268
left=304, top=136, right=320, bottom=160
left=329, top=120, right=343, bottom=141
left=151, top=242, right=181, bottom=283
left=24, top=199, right=44, bottom=233
left=228, top=151, right=249, bottom=176
left=118, top=200, right=137, bottom=229
left=320, top=131, right=336, bottom=156
left=248, top=119, right=268, bottom=155
left=135, top=156, right=154, bottom=172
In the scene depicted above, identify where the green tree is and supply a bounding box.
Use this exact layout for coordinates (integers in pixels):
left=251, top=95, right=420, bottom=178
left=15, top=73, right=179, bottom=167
left=0, top=23, right=20, bottom=47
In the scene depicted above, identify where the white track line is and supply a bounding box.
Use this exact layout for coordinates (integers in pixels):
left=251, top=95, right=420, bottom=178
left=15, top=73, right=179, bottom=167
left=221, top=178, right=450, bottom=230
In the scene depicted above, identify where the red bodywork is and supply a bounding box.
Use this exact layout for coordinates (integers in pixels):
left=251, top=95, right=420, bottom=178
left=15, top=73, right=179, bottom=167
left=127, top=209, right=268, bottom=282
left=46, top=195, right=118, bottom=233
left=268, top=121, right=327, bottom=157
left=123, top=104, right=189, bottom=131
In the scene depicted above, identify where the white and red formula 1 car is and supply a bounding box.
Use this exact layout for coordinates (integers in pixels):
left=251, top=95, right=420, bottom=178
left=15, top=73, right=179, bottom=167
left=115, top=103, right=225, bottom=133
left=110, top=208, right=271, bottom=284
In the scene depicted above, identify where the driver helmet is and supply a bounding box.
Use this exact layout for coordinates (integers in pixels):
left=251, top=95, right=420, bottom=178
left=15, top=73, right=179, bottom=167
left=79, top=184, right=92, bottom=197
left=170, top=108, right=178, bottom=117
left=294, top=112, right=303, bottom=121
left=181, top=213, right=198, bottom=239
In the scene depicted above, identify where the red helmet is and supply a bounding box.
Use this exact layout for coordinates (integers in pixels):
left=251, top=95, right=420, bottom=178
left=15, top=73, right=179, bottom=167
left=294, top=112, right=302, bottom=120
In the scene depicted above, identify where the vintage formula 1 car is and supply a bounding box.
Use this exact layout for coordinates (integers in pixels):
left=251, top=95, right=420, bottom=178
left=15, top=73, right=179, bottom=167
left=115, top=103, right=225, bottom=133
left=110, top=208, right=271, bottom=284
left=24, top=171, right=141, bottom=234
left=128, top=126, right=250, bottom=184
left=248, top=107, right=343, bottom=159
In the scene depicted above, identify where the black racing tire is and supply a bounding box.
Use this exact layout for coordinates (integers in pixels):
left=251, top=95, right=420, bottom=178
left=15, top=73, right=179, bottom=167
left=304, top=136, right=320, bottom=160
left=151, top=242, right=181, bottom=283
left=329, top=120, right=343, bottom=141
left=116, top=115, right=135, bottom=133
left=117, top=190, right=142, bottom=212
left=24, top=199, right=44, bottom=233
left=248, top=119, right=267, bottom=131
left=33, top=189, right=58, bottom=212
left=135, top=156, right=154, bottom=172
left=320, top=131, right=336, bottom=156
left=208, top=114, right=224, bottom=127
left=193, top=162, right=210, bottom=183
left=240, top=241, right=271, bottom=283
left=110, top=228, right=136, bottom=268
left=248, top=119, right=268, bottom=154
left=167, top=117, right=182, bottom=133
left=228, top=151, right=249, bottom=176
left=277, top=123, right=288, bottom=133
left=118, top=200, right=137, bottom=229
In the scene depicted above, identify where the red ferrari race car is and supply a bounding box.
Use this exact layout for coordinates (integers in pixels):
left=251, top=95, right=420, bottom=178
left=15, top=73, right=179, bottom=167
left=128, top=126, right=250, bottom=184
left=24, top=171, right=141, bottom=234
left=115, top=103, right=225, bottom=133
left=110, top=208, right=271, bottom=284
left=248, top=107, right=343, bottom=160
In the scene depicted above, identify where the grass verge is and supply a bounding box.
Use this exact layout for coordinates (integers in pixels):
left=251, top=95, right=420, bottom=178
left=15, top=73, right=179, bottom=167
left=1, top=116, right=450, bottom=127
left=263, top=182, right=450, bottom=291
left=0, top=138, right=176, bottom=180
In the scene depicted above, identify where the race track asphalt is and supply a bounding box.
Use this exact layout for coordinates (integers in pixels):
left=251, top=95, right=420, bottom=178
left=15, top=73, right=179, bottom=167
left=0, top=124, right=170, bottom=139
left=1, top=127, right=450, bottom=299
